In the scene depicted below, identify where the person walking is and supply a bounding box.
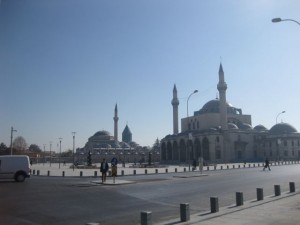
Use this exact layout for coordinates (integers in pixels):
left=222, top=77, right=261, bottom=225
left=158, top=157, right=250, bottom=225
left=263, top=158, right=271, bottom=171
left=100, top=158, right=109, bottom=183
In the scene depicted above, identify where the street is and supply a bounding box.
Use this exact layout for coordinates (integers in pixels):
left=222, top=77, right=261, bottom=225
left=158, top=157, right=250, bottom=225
left=0, top=164, right=299, bottom=225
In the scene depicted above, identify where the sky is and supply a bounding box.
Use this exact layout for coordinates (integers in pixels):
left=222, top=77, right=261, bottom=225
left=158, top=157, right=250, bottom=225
left=1, top=0, right=300, bottom=152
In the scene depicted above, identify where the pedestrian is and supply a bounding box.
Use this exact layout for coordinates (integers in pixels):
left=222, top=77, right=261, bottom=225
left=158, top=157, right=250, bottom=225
left=100, top=158, right=109, bottom=183
left=263, top=158, right=271, bottom=171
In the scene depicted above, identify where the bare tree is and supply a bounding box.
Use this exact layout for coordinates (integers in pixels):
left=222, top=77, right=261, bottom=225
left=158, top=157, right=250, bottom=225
left=13, top=136, right=28, bottom=152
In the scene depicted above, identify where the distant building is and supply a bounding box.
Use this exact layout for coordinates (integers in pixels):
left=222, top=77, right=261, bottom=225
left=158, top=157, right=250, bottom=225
left=161, top=64, right=300, bottom=163
left=79, top=104, right=138, bottom=155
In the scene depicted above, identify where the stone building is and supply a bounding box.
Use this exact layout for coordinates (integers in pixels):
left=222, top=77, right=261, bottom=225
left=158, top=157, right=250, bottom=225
left=161, top=64, right=300, bottom=163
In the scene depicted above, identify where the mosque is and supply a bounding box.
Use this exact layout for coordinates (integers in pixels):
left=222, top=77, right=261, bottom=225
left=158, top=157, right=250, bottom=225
left=161, top=64, right=300, bottom=163
left=79, top=104, right=139, bottom=155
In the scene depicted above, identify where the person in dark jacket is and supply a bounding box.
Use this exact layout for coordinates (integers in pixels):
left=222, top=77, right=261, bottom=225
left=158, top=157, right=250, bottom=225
left=263, top=158, right=271, bottom=171
left=100, top=158, right=109, bottom=183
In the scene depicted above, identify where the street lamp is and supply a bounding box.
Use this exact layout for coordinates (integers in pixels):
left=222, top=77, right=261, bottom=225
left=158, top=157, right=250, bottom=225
left=187, top=90, right=198, bottom=117
left=50, top=141, right=52, bottom=167
left=72, top=132, right=76, bottom=171
left=10, top=126, right=17, bottom=155
left=43, top=144, right=46, bottom=165
left=276, top=110, right=286, bottom=124
left=59, top=138, right=62, bottom=169
left=272, top=17, right=300, bottom=26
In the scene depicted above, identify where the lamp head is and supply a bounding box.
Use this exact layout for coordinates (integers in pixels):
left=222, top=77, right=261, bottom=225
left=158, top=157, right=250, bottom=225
left=272, top=18, right=282, bottom=23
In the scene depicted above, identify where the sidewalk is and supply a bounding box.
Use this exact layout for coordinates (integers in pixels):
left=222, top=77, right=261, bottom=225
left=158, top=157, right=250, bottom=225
left=159, top=192, right=300, bottom=225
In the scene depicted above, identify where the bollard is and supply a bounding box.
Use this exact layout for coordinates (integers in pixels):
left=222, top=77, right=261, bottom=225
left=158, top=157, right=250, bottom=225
left=80, top=171, right=83, bottom=177
left=257, top=188, right=264, bottom=201
left=141, top=211, right=152, bottom=225
left=289, top=182, right=296, bottom=193
left=166, top=168, right=168, bottom=173
left=243, top=164, right=246, bottom=168
left=253, top=164, right=255, bottom=167
left=155, top=169, right=158, bottom=174
left=184, top=168, right=186, bottom=172
left=238, top=165, right=240, bottom=168
left=236, top=192, right=244, bottom=206
left=33, top=169, right=35, bottom=175
left=227, top=165, right=229, bottom=169
left=62, top=171, right=65, bottom=177
left=121, top=170, right=124, bottom=176
left=248, top=164, right=250, bottom=168
left=210, top=197, right=219, bottom=213
left=207, top=166, right=209, bottom=171
left=94, top=171, right=97, bottom=177
left=37, top=170, right=40, bottom=176
left=180, top=203, right=190, bottom=222
left=145, top=169, right=147, bottom=175
left=47, top=171, right=50, bottom=176
left=233, top=165, right=235, bottom=169
left=274, top=185, right=281, bottom=196
left=134, top=170, right=136, bottom=175
left=221, top=166, right=223, bottom=170
left=175, top=168, right=177, bottom=173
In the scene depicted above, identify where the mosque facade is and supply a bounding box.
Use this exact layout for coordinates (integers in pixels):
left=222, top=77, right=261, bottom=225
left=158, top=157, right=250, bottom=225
left=161, top=64, right=300, bottom=163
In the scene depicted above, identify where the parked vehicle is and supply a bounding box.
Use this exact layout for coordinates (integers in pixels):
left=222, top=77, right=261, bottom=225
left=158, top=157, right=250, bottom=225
left=0, top=155, right=31, bottom=182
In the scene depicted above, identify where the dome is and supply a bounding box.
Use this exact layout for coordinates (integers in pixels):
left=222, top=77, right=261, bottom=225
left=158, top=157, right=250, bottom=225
left=93, top=130, right=111, bottom=137
left=239, top=123, right=252, bottom=130
left=198, top=99, right=232, bottom=114
left=228, top=123, right=239, bottom=130
left=254, top=125, right=268, bottom=132
left=269, top=123, right=298, bottom=135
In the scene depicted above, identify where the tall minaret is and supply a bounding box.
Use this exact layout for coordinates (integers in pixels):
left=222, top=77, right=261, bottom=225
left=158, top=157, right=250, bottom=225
left=171, top=84, right=179, bottom=134
left=113, top=104, right=119, bottom=143
left=217, top=63, right=228, bottom=130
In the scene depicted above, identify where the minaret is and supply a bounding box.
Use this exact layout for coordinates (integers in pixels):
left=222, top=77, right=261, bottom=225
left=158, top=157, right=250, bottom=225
left=171, top=84, right=179, bottom=134
left=113, top=104, right=119, bottom=143
left=217, top=63, right=228, bottom=130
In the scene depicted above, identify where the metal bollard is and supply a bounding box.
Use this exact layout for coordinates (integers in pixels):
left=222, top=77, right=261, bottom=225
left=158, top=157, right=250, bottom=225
left=145, top=169, right=147, bottom=175
left=180, top=203, right=190, bottom=222
left=47, top=171, right=50, bottom=176
left=33, top=169, right=35, bottom=175
left=166, top=168, right=168, bottom=173
left=121, top=170, right=124, bottom=176
left=233, top=165, right=235, bottom=169
left=141, top=211, right=152, bottom=225
left=62, top=171, right=65, bottom=177
left=210, top=197, right=219, bottom=213
left=236, top=192, right=244, bottom=206
left=184, top=168, right=186, bottom=172
left=94, top=171, right=97, bottom=177
left=238, top=165, right=240, bottom=168
left=289, top=182, right=296, bottom=193
left=257, top=188, right=264, bottom=201
left=221, top=166, right=223, bottom=170
left=274, top=185, right=281, bottom=196
left=227, top=165, right=229, bottom=169
left=37, top=170, right=40, bottom=176
left=155, top=169, right=158, bottom=174
left=175, top=168, right=177, bottom=173
left=134, top=170, right=136, bottom=175
left=80, top=171, right=83, bottom=177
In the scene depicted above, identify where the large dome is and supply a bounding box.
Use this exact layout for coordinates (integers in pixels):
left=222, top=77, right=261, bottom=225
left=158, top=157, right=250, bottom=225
left=197, top=99, right=232, bottom=114
left=269, top=123, right=297, bottom=135
left=93, top=130, right=111, bottom=137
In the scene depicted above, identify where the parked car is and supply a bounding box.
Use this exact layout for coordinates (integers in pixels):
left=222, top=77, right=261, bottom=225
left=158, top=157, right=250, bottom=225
left=0, top=155, right=31, bottom=182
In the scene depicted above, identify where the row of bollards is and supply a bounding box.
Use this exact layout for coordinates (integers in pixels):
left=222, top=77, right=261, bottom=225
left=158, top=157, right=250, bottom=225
left=140, top=182, right=296, bottom=225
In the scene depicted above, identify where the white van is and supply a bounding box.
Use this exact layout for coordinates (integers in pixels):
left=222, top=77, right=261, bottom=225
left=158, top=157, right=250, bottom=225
left=0, top=155, right=31, bottom=182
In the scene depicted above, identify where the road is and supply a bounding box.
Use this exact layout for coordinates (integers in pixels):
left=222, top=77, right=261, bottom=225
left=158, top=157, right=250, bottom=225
left=0, top=164, right=299, bottom=225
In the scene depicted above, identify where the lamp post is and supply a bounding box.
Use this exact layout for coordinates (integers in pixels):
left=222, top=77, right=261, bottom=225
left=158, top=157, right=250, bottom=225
left=10, top=126, right=17, bottom=155
left=276, top=111, right=286, bottom=124
left=72, top=132, right=76, bottom=171
left=272, top=17, right=300, bottom=26
left=187, top=90, right=198, bottom=117
left=50, top=141, right=52, bottom=167
left=59, top=138, right=62, bottom=169
left=43, top=144, right=46, bottom=165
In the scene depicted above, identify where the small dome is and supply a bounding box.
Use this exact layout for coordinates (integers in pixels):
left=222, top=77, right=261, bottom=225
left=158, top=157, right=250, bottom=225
left=269, top=123, right=297, bottom=135
left=254, top=125, right=268, bottom=131
left=228, top=123, right=239, bottom=129
left=239, top=123, right=252, bottom=130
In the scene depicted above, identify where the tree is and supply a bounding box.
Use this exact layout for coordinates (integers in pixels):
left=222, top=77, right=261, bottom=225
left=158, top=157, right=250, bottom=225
left=61, top=149, right=72, bottom=157
left=29, top=144, right=42, bottom=153
left=13, top=136, right=28, bottom=152
left=152, top=138, right=160, bottom=151
left=0, top=142, right=8, bottom=154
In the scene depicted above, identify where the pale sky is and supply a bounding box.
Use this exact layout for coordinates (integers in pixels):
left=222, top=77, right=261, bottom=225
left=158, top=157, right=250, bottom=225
left=1, top=0, right=300, bottom=152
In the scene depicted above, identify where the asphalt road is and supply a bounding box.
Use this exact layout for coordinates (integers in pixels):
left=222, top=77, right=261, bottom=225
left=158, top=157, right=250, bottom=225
left=1, top=164, right=300, bottom=225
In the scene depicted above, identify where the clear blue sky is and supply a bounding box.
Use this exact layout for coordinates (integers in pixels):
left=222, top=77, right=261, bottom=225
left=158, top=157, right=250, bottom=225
left=1, top=0, right=300, bottom=152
